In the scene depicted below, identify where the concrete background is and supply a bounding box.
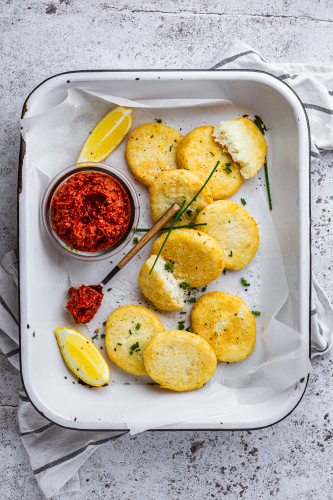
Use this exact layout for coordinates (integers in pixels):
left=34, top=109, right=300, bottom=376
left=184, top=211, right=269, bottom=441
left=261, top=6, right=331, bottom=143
left=1, top=1, right=333, bottom=498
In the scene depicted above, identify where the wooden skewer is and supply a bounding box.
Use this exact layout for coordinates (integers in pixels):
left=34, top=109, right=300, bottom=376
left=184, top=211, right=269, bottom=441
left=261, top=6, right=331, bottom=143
left=100, top=203, right=180, bottom=286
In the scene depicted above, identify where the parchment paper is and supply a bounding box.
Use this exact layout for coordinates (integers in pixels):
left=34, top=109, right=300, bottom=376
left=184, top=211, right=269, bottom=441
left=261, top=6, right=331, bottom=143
left=22, top=87, right=312, bottom=434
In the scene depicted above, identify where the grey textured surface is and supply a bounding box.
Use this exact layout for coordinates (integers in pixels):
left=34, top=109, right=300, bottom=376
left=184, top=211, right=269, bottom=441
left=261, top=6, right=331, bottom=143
left=1, top=1, right=333, bottom=499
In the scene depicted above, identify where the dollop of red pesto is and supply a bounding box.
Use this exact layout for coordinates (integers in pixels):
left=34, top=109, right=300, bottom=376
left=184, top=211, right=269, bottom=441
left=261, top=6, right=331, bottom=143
left=52, top=172, right=131, bottom=252
left=66, top=285, right=104, bottom=324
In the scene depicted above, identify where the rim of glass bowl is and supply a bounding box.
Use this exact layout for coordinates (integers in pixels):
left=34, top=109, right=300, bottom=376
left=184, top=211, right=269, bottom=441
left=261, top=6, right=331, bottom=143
left=41, top=162, right=140, bottom=261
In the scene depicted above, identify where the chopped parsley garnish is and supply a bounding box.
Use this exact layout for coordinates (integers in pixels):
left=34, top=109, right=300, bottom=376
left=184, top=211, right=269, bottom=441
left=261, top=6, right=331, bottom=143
left=129, top=330, right=132, bottom=335
left=130, top=342, right=139, bottom=351
left=101, top=334, right=105, bottom=338
left=170, top=145, right=173, bottom=151
left=224, top=166, right=232, bottom=174
left=136, top=323, right=141, bottom=330
left=210, top=152, right=215, bottom=156
left=202, top=286, right=207, bottom=292
left=133, top=237, right=139, bottom=244
left=164, top=263, right=173, bottom=272
left=241, top=277, right=250, bottom=286
left=178, top=321, right=185, bottom=330
left=186, top=210, right=193, bottom=217
left=196, top=208, right=200, bottom=213
left=252, top=311, right=261, bottom=316
left=185, top=326, right=191, bottom=332
left=179, top=282, right=190, bottom=289
left=214, top=332, right=218, bottom=337
left=103, top=321, right=107, bottom=325
left=188, top=298, right=196, bottom=303
left=184, top=167, right=189, bottom=170
left=129, top=352, right=133, bottom=355
left=223, top=268, right=226, bottom=274
left=135, top=349, right=141, bottom=352
left=110, top=261, right=113, bottom=263
left=198, top=232, right=201, bottom=236
left=241, top=198, right=247, bottom=205
left=226, top=162, right=231, bottom=166
left=229, top=251, right=233, bottom=257
left=180, top=312, right=186, bottom=314
left=92, top=334, right=98, bottom=340
left=156, top=119, right=162, bottom=123
left=117, top=343, right=122, bottom=346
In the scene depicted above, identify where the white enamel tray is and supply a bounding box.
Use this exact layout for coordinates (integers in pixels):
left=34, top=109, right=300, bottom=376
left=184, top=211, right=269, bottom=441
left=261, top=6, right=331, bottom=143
left=18, top=70, right=311, bottom=431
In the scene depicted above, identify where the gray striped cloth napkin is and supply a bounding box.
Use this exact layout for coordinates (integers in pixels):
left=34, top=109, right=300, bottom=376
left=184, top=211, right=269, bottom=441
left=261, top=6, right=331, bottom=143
left=1, top=39, right=333, bottom=498
left=0, top=251, right=127, bottom=498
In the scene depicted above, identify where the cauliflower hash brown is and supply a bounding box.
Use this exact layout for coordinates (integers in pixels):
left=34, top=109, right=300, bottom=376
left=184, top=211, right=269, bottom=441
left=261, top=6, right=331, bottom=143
left=105, top=305, right=165, bottom=376
left=191, top=291, right=256, bottom=362
left=213, top=117, right=267, bottom=179
left=195, top=200, right=259, bottom=270
left=176, top=126, right=243, bottom=199
left=143, top=330, right=217, bottom=391
left=149, top=169, right=213, bottom=227
left=138, top=255, right=186, bottom=311
left=125, top=123, right=183, bottom=187
left=150, top=228, right=224, bottom=287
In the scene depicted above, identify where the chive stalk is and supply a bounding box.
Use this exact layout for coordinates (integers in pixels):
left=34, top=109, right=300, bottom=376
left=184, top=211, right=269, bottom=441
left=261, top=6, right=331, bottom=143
left=135, top=222, right=207, bottom=232
left=149, top=199, right=186, bottom=275
left=178, top=161, right=220, bottom=218
left=255, top=116, right=272, bottom=210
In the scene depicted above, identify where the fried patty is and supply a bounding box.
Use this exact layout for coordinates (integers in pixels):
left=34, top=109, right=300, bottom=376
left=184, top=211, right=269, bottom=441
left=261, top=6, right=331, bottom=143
left=125, top=122, right=183, bottom=187
left=195, top=200, right=259, bottom=270
left=150, top=228, right=224, bottom=287
left=143, top=330, right=217, bottom=391
left=149, top=169, right=213, bottom=227
left=176, top=126, right=243, bottom=199
left=191, top=291, right=256, bottom=362
left=213, top=117, right=267, bottom=179
left=105, top=304, right=165, bottom=376
left=138, top=255, right=186, bottom=311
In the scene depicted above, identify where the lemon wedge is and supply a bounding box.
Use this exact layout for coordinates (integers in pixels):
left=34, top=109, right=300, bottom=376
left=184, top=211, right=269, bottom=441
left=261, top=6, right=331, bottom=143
left=77, top=106, right=133, bottom=163
left=55, top=327, right=110, bottom=386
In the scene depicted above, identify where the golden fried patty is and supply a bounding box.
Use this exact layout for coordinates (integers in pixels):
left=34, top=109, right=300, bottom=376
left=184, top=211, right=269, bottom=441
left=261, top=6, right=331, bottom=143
left=191, top=291, right=256, bottom=362
left=149, top=170, right=213, bottom=227
left=196, top=200, right=259, bottom=270
left=105, top=304, right=165, bottom=376
left=143, top=330, right=217, bottom=391
left=138, top=255, right=186, bottom=311
left=213, top=117, right=267, bottom=179
left=125, top=123, right=183, bottom=187
left=150, top=228, right=224, bottom=287
left=176, top=126, right=243, bottom=199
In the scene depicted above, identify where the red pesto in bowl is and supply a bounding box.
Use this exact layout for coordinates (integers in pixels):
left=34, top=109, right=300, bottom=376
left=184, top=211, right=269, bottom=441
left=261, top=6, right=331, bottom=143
left=51, top=172, right=131, bottom=253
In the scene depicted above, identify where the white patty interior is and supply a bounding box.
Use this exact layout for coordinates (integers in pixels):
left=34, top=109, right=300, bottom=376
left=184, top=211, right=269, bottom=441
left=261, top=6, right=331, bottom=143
left=152, top=256, right=186, bottom=307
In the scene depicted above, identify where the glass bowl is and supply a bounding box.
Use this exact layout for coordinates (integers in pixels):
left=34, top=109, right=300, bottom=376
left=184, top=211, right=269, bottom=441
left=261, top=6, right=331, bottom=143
left=41, top=162, right=140, bottom=261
